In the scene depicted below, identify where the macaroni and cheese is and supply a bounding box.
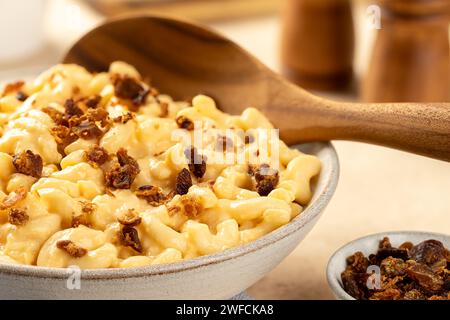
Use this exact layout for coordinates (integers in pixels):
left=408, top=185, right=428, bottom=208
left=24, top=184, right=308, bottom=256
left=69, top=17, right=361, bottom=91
left=0, top=62, right=321, bottom=269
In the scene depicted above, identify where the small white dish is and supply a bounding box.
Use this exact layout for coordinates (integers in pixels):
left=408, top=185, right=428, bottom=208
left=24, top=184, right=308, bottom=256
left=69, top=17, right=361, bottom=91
left=0, top=142, right=339, bottom=299
left=327, top=231, right=450, bottom=300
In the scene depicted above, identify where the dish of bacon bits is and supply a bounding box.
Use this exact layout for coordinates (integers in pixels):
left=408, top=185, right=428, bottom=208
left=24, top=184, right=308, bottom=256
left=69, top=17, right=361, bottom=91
left=341, top=237, right=450, bottom=300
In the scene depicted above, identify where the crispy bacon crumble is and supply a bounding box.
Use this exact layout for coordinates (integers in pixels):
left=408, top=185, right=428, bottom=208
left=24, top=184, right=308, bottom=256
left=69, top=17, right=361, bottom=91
left=13, top=150, right=43, bottom=178
left=184, top=146, right=207, bottom=178
left=120, top=226, right=143, bottom=253
left=180, top=195, right=202, bottom=218
left=42, top=107, right=67, bottom=126
left=64, top=98, right=83, bottom=117
left=136, top=185, right=168, bottom=206
left=175, top=168, right=192, bottom=195
left=8, top=208, right=29, bottom=226
left=85, top=145, right=109, bottom=166
left=72, top=201, right=96, bottom=227
left=105, top=149, right=140, bottom=189
left=84, top=95, right=101, bottom=109
left=117, top=209, right=142, bottom=227
left=72, top=120, right=103, bottom=139
left=249, top=164, right=279, bottom=196
left=56, top=240, right=88, bottom=258
left=112, top=75, right=149, bottom=107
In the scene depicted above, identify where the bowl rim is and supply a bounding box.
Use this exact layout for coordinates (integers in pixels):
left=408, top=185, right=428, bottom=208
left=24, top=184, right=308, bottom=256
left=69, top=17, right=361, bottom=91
left=326, top=230, right=450, bottom=300
left=0, top=142, right=339, bottom=279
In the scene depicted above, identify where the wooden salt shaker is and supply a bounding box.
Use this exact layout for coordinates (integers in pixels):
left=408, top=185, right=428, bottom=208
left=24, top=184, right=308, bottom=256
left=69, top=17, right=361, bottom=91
left=281, top=0, right=355, bottom=91
left=363, top=0, right=450, bottom=102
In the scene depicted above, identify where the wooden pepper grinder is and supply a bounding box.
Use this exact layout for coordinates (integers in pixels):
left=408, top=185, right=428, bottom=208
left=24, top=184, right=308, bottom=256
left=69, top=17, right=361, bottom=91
left=363, top=0, right=450, bottom=102
left=281, top=0, right=355, bottom=91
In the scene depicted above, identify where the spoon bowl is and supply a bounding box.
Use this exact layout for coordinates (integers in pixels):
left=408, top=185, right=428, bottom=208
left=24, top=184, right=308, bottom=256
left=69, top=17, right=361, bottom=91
left=64, top=16, right=450, bottom=160
left=64, top=16, right=277, bottom=114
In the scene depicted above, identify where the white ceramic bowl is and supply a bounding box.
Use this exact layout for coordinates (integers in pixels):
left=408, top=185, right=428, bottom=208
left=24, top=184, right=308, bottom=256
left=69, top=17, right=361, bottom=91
left=0, top=142, right=339, bottom=300
left=327, top=231, right=450, bottom=300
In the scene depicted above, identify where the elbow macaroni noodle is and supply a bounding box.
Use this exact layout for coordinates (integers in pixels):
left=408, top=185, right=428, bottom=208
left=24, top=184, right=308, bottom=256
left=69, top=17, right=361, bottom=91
left=0, top=61, right=321, bottom=269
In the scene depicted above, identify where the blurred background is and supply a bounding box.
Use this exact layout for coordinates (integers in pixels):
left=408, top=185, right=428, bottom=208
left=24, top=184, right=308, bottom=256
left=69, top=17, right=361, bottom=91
left=0, top=0, right=449, bottom=299
left=1, top=0, right=449, bottom=102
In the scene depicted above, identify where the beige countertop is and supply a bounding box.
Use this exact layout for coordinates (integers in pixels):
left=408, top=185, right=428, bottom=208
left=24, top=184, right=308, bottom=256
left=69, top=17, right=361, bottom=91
left=1, top=0, right=449, bottom=300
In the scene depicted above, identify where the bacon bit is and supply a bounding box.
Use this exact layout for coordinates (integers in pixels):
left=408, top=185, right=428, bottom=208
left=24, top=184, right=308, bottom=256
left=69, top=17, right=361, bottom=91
left=85, top=95, right=101, bottom=108
left=175, top=168, right=192, bottom=195
left=64, top=99, right=83, bottom=117
left=56, top=240, right=88, bottom=258
left=252, top=164, right=279, bottom=196
left=256, top=177, right=279, bottom=196
left=120, top=226, right=143, bottom=253
left=50, top=124, right=69, bottom=138
left=112, top=75, right=149, bottom=107
left=176, top=115, right=194, bottom=130
left=117, top=148, right=138, bottom=167
left=1, top=81, right=24, bottom=97
left=8, top=208, right=29, bottom=226
left=72, top=201, right=95, bottom=227
left=13, top=150, right=43, bottom=178
left=184, top=146, right=207, bottom=178
left=117, top=209, right=142, bottom=227
left=15, top=91, right=28, bottom=102
left=244, top=133, right=254, bottom=144
left=216, top=135, right=234, bottom=152
left=42, top=107, right=67, bottom=126
left=112, top=112, right=134, bottom=124
left=71, top=120, right=103, bottom=139
left=180, top=195, right=202, bottom=218
left=86, top=108, right=110, bottom=127
left=85, top=145, right=109, bottom=166
left=159, top=102, right=169, bottom=117
left=136, top=185, right=168, bottom=206
left=105, top=163, right=138, bottom=189
left=0, top=187, right=27, bottom=210
left=47, top=100, right=111, bottom=155
left=51, top=125, right=77, bottom=154
left=105, top=149, right=140, bottom=189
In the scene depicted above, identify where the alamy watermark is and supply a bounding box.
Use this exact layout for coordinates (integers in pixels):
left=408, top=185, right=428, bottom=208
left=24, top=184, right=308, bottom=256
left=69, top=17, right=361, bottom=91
left=366, top=265, right=382, bottom=290
left=366, top=5, right=382, bottom=30
left=66, top=265, right=81, bottom=290
left=171, top=122, right=281, bottom=172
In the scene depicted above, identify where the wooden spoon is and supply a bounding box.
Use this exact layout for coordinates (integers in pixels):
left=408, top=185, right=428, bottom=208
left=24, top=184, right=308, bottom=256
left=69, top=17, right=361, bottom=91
left=64, top=16, right=450, bottom=161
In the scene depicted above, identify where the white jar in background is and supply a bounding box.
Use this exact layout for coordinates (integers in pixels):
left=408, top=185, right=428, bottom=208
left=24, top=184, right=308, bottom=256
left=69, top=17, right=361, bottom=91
left=0, top=0, right=46, bottom=62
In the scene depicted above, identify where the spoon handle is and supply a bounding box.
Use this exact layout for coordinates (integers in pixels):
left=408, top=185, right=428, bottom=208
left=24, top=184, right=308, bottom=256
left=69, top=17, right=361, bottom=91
left=277, top=90, right=450, bottom=161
